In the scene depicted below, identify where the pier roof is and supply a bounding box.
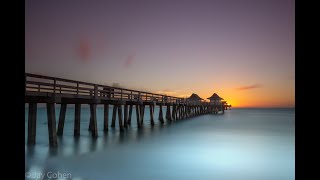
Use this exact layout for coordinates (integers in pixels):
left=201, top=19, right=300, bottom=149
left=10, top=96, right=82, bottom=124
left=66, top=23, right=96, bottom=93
left=207, top=93, right=224, bottom=100
left=188, top=93, right=203, bottom=100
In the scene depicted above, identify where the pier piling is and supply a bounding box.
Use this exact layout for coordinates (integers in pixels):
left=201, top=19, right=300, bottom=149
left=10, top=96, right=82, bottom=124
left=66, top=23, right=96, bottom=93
left=74, top=104, right=81, bottom=136
left=46, top=103, right=58, bottom=147
left=128, top=105, right=133, bottom=125
left=166, top=104, right=172, bottom=122
left=158, top=104, right=164, bottom=124
left=27, top=102, right=37, bottom=145
left=135, top=104, right=141, bottom=128
left=104, top=104, right=109, bottom=131
left=90, top=104, right=98, bottom=137
left=124, top=104, right=128, bottom=128
left=117, top=104, right=124, bottom=131
left=57, top=103, right=67, bottom=136
left=149, top=104, right=155, bottom=126
left=140, top=105, right=145, bottom=124
left=111, top=105, right=117, bottom=128
left=172, top=104, right=177, bottom=120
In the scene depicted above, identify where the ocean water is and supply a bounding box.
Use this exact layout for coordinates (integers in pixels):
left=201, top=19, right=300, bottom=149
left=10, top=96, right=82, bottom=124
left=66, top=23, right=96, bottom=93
left=25, top=105, right=295, bottom=180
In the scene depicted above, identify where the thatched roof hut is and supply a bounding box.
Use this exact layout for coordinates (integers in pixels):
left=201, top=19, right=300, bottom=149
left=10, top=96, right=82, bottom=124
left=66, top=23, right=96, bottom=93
left=207, top=93, right=224, bottom=100
left=188, top=93, right=203, bottom=100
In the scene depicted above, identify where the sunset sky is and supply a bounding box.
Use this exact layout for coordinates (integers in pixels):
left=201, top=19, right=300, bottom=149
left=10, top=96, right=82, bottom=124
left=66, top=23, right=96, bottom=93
left=25, top=0, right=294, bottom=108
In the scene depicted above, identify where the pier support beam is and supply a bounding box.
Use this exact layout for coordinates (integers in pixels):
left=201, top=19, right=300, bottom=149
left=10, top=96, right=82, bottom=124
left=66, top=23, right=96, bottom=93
left=118, top=105, right=124, bottom=131
left=195, top=106, right=197, bottom=116
left=149, top=104, right=155, bottom=126
left=46, top=103, right=58, bottom=147
left=184, top=105, right=187, bottom=118
left=185, top=105, right=189, bottom=118
left=193, top=106, right=195, bottom=116
left=27, top=102, right=37, bottom=145
left=104, top=104, right=109, bottom=131
left=181, top=105, right=184, bottom=119
left=57, top=103, right=67, bottom=136
left=158, top=104, right=164, bottom=124
left=178, top=105, right=182, bottom=119
left=136, top=104, right=141, bottom=128
left=140, top=105, right=145, bottom=124
left=111, top=105, right=118, bottom=128
left=90, top=104, right=98, bottom=138
left=124, top=105, right=128, bottom=128
left=166, top=104, right=172, bottom=121
left=74, top=104, right=81, bottom=136
left=192, top=106, right=194, bottom=115
left=128, top=105, right=133, bottom=125
left=172, top=104, right=176, bottom=120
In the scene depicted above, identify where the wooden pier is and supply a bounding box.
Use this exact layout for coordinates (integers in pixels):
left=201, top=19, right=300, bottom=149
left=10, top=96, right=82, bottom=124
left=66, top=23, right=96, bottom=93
left=25, top=73, right=231, bottom=147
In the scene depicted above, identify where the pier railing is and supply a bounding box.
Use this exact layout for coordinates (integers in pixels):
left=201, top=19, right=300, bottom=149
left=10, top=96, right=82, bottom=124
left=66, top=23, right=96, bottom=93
left=25, top=73, right=194, bottom=104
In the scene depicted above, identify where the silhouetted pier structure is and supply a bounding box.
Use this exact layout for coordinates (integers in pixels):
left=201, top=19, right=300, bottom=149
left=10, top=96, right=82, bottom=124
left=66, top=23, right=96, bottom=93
left=25, top=73, right=231, bottom=147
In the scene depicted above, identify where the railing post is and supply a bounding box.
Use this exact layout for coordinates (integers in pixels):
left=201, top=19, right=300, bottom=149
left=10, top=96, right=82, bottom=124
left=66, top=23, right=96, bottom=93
left=76, top=82, right=79, bottom=95
left=53, top=78, right=56, bottom=94
left=94, top=85, right=98, bottom=99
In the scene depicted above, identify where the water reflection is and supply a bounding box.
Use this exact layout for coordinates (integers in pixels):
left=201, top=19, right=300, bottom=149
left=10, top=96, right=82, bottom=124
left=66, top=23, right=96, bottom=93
left=26, top=146, right=35, bottom=158
left=48, top=147, right=58, bottom=157
left=73, top=136, right=80, bottom=155
left=89, top=138, right=97, bottom=152
left=25, top=108, right=295, bottom=180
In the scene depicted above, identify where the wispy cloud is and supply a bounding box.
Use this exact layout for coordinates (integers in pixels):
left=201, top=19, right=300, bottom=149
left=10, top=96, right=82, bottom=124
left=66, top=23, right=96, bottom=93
left=156, top=90, right=176, bottom=95
left=155, top=89, right=190, bottom=98
left=156, top=89, right=180, bottom=96
left=124, top=54, right=135, bottom=68
left=236, top=84, right=262, bottom=91
left=76, top=38, right=91, bottom=61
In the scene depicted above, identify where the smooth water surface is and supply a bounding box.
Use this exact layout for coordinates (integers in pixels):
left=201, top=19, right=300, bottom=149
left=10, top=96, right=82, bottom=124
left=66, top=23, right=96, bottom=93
left=25, top=106, right=295, bottom=180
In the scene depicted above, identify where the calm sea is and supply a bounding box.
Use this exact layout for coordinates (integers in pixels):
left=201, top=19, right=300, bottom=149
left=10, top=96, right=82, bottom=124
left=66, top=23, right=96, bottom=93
left=25, top=105, right=295, bottom=180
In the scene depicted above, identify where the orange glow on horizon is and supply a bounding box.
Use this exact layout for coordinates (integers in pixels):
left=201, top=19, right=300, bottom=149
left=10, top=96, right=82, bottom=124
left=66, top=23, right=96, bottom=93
left=172, top=86, right=294, bottom=108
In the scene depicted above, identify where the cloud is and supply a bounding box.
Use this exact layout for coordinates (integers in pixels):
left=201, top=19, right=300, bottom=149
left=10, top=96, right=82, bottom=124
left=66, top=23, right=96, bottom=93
left=155, top=89, right=189, bottom=97
left=236, top=84, right=262, bottom=91
left=156, top=89, right=178, bottom=96
left=75, top=38, right=91, bottom=61
left=124, top=54, right=135, bottom=68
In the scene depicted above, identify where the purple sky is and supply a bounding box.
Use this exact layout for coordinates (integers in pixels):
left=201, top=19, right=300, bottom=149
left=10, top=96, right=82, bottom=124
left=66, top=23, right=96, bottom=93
left=25, top=0, right=294, bottom=107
